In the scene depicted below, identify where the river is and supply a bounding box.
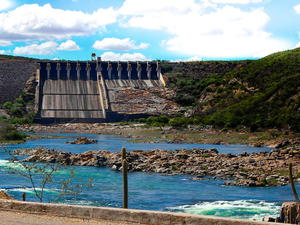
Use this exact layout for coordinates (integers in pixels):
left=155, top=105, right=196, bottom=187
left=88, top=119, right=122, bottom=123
left=0, top=133, right=295, bottom=221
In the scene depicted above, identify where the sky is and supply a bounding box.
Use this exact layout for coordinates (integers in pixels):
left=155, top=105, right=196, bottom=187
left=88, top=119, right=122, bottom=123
left=0, top=0, right=300, bottom=61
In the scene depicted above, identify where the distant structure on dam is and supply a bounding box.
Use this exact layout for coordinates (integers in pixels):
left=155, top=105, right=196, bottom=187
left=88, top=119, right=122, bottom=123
left=34, top=58, right=179, bottom=123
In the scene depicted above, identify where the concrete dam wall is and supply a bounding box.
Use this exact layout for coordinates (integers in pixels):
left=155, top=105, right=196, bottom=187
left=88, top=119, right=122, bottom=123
left=35, top=59, right=177, bottom=123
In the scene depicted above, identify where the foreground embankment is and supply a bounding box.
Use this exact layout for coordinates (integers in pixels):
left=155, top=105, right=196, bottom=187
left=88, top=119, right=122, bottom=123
left=13, top=146, right=300, bottom=187
left=0, top=199, right=282, bottom=225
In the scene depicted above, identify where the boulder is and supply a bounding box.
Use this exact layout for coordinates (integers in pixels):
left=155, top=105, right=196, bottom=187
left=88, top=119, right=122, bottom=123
left=65, top=137, right=98, bottom=144
left=277, top=202, right=299, bottom=223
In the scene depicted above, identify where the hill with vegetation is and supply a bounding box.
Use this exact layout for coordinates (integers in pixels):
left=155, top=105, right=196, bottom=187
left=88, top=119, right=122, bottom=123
left=162, top=48, right=300, bottom=132
left=0, top=54, right=38, bottom=61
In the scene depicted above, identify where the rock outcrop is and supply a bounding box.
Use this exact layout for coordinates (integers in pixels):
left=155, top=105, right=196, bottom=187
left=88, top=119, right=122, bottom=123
left=0, top=191, right=15, bottom=200
left=15, top=147, right=300, bottom=187
left=0, top=60, right=36, bottom=104
left=65, top=137, right=98, bottom=144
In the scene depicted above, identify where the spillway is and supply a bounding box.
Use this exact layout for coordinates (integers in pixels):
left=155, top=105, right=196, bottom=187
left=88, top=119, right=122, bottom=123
left=35, top=58, right=170, bottom=124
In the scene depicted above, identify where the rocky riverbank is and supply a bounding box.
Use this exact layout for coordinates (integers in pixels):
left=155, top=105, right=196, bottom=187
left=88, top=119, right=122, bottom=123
left=15, top=123, right=300, bottom=149
left=12, top=146, right=300, bottom=187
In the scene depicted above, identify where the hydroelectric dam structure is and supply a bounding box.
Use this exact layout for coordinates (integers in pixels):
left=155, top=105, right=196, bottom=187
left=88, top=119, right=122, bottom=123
left=34, top=58, right=173, bottom=124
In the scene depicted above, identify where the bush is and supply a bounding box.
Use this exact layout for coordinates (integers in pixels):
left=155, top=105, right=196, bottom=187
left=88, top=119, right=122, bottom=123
left=158, top=115, right=170, bottom=124
left=146, top=116, right=158, bottom=125
left=161, top=63, right=172, bottom=73
left=10, top=118, right=32, bottom=125
left=152, top=122, right=165, bottom=127
left=0, top=122, right=26, bottom=141
left=13, top=98, right=25, bottom=105
left=168, top=117, right=190, bottom=127
left=3, top=101, right=12, bottom=109
left=137, top=118, right=146, bottom=123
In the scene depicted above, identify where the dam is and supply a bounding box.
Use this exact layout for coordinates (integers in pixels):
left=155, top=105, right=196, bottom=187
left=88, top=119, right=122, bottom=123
left=35, top=58, right=179, bottom=123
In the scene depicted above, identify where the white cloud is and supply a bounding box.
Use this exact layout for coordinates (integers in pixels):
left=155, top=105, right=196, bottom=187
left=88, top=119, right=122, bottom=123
left=209, top=0, right=263, bottom=4
left=0, top=40, right=12, bottom=46
left=170, top=56, right=203, bottom=62
left=0, top=3, right=118, bottom=41
left=13, top=41, right=58, bottom=55
left=93, top=38, right=149, bottom=51
left=100, top=52, right=148, bottom=61
left=57, top=40, right=80, bottom=50
left=119, top=0, right=196, bottom=16
left=0, top=50, right=5, bottom=54
left=187, top=56, right=203, bottom=61
left=294, top=4, right=300, bottom=14
left=119, top=0, right=289, bottom=58
left=0, top=0, right=14, bottom=11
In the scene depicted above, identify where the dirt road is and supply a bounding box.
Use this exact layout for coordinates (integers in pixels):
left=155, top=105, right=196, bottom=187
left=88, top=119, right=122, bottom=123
left=0, top=210, right=146, bottom=225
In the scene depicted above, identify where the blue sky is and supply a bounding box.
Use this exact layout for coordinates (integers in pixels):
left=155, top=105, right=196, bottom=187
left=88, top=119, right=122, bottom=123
left=0, top=0, right=300, bottom=61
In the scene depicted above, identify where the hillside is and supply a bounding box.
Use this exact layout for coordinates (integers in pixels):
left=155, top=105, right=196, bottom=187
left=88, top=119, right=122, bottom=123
left=166, top=48, right=300, bottom=131
left=0, top=54, right=37, bottom=61
left=2, top=50, right=300, bottom=131
left=0, top=60, right=37, bottom=105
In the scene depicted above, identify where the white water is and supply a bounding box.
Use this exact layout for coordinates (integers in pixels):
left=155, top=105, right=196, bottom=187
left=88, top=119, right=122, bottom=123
left=168, top=200, right=281, bottom=221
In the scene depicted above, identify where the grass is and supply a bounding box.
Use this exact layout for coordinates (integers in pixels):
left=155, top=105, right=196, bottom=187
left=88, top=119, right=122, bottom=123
left=240, top=167, right=248, bottom=173
left=99, top=123, right=300, bottom=146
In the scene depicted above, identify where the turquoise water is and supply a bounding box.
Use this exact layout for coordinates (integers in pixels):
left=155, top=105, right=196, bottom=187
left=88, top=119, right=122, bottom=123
left=0, top=133, right=294, bottom=221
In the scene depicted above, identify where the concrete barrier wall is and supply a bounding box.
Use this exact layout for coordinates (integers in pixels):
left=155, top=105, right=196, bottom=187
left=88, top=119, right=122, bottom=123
left=0, top=200, right=282, bottom=225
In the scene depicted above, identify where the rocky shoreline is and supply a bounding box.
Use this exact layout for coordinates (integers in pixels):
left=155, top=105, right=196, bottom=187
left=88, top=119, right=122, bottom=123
left=12, top=146, right=300, bottom=187
left=15, top=123, right=300, bottom=149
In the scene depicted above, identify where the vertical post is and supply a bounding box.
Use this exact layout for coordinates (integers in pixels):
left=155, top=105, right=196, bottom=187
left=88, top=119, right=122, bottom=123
left=289, top=206, right=296, bottom=224
left=121, top=147, right=128, bottom=209
left=35, top=63, right=41, bottom=113
left=156, top=62, right=161, bottom=79
left=122, top=159, right=128, bottom=209
left=117, top=62, right=122, bottom=79
left=146, top=62, right=152, bottom=79
left=56, top=63, right=61, bottom=79
left=127, top=62, right=132, bottom=79
left=146, top=62, right=152, bottom=80
left=66, top=62, right=71, bottom=79
left=46, top=63, right=51, bottom=79
left=96, top=58, right=102, bottom=80
left=107, top=62, right=112, bottom=79
left=86, top=62, right=91, bottom=80
left=137, top=62, right=142, bottom=79
left=76, top=61, right=81, bottom=79
left=22, top=193, right=26, bottom=201
left=289, top=163, right=300, bottom=205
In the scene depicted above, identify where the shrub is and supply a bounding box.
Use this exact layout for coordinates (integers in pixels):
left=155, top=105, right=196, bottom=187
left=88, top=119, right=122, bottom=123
left=171, top=165, right=178, bottom=171
left=158, top=115, right=170, bottom=124
left=10, top=118, right=32, bottom=125
left=168, top=117, right=189, bottom=127
left=13, top=98, right=25, bottom=105
left=146, top=116, right=158, bottom=125
left=161, top=63, right=172, bottom=73
left=3, top=101, right=12, bottom=109
left=137, top=118, right=146, bottom=123
left=0, top=123, right=26, bottom=141
left=152, top=122, right=165, bottom=127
